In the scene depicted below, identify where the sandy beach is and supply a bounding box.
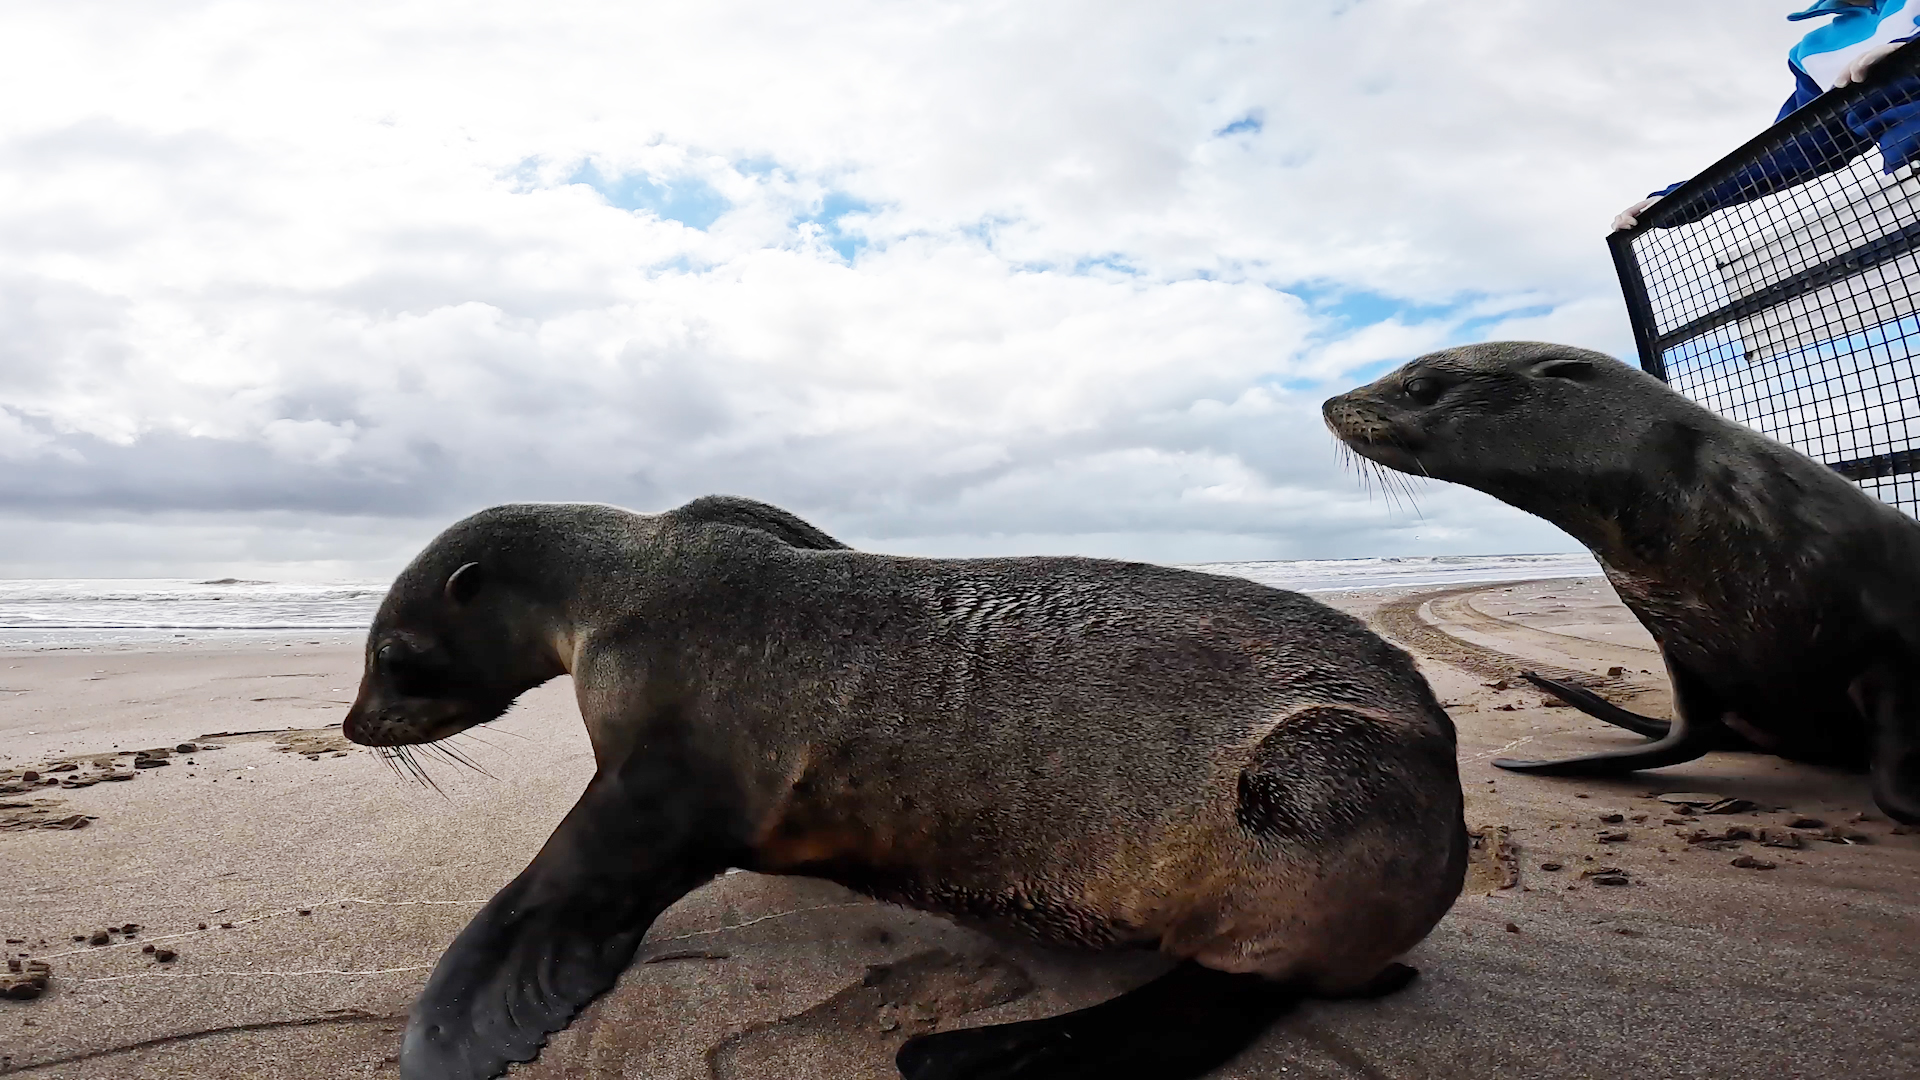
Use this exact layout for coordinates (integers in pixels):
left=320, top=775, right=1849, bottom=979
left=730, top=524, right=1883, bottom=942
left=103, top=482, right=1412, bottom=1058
left=3, top=576, right=1917, bottom=1079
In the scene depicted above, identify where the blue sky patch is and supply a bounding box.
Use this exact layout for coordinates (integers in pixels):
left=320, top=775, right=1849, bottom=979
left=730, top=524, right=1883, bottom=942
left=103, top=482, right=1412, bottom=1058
left=1214, top=111, right=1264, bottom=137
left=567, top=161, right=731, bottom=229
left=1288, top=285, right=1463, bottom=328
left=798, top=191, right=873, bottom=260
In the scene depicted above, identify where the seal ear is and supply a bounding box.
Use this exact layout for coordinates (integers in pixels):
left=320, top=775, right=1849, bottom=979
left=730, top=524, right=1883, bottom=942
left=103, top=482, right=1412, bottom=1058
left=445, top=562, right=486, bottom=607
left=1530, top=357, right=1599, bottom=382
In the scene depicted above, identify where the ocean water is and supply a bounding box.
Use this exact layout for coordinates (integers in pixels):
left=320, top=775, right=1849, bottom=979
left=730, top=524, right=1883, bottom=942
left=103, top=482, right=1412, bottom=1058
left=0, top=578, right=387, bottom=648
left=0, top=552, right=1602, bottom=648
left=1186, top=551, right=1602, bottom=594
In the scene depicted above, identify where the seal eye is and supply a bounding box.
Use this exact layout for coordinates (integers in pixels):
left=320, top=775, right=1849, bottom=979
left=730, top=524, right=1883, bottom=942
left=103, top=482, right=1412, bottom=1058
left=376, top=642, right=445, bottom=697
left=1403, top=377, right=1442, bottom=405
left=376, top=642, right=408, bottom=673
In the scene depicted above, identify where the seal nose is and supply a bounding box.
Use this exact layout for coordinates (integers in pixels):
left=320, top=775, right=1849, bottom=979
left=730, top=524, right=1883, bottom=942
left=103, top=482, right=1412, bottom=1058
left=342, top=687, right=377, bottom=744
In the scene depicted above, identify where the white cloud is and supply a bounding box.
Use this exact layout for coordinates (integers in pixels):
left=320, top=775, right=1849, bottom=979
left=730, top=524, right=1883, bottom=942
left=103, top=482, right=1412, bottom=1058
left=0, top=0, right=1813, bottom=576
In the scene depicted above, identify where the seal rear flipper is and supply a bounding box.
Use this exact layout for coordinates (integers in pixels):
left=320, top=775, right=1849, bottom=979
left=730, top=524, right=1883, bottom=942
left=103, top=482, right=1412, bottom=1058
left=1520, top=672, right=1671, bottom=739
left=1851, top=660, right=1920, bottom=825
left=1496, top=658, right=1727, bottom=776
left=1491, top=712, right=1724, bottom=776
left=401, top=754, right=741, bottom=1080
left=894, top=962, right=1299, bottom=1080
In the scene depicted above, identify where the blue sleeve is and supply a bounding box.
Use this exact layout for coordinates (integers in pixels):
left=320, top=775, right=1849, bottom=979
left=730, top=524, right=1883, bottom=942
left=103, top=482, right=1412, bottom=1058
left=1646, top=65, right=1874, bottom=224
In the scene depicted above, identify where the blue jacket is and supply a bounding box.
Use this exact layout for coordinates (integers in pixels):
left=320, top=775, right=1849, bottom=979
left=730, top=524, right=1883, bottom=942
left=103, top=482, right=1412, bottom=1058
left=1649, top=1, right=1920, bottom=221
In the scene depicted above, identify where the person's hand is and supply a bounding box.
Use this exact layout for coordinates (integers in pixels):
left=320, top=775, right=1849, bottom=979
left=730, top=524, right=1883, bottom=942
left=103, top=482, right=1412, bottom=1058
left=1612, top=195, right=1662, bottom=232
left=1832, top=41, right=1903, bottom=88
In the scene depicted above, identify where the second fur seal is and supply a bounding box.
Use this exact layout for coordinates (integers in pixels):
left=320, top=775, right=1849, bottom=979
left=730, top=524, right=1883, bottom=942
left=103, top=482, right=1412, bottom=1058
left=1322, top=340, right=1920, bottom=824
left=343, top=495, right=1466, bottom=1080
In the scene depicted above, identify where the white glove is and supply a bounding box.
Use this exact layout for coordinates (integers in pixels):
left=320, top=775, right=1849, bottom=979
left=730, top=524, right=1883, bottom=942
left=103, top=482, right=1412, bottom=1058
left=1831, top=41, right=1903, bottom=88
left=1612, top=195, right=1663, bottom=232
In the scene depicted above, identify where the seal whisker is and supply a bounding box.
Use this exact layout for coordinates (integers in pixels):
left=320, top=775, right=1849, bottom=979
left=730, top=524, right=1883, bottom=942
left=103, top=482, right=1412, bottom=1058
left=381, top=744, right=445, bottom=795
left=426, top=739, right=495, bottom=780
left=406, top=747, right=450, bottom=796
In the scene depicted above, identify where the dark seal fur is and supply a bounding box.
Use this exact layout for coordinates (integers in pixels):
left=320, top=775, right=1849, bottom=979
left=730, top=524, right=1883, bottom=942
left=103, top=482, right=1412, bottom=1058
left=343, top=496, right=1466, bottom=1080
left=1322, top=340, right=1920, bottom=825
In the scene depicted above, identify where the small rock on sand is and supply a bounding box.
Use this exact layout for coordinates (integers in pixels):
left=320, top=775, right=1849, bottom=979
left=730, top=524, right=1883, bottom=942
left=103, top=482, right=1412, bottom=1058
left=1683, top=828, right=1744, bottom=851
left=1789, top=817, right=1826, bottom=829
left=154, top=949, right=176, bottom=963
left=1, top=961, right=51, bottom=1000
left=1597, top=831, right=1630, bottom=843
left=1657, top=792, right=1724, bottom=807
left=87, top=931, right=108, bottom=946
left=1599, top=813, right=1625, bottom=824
left=1731, top=855, right=1777, bottom=870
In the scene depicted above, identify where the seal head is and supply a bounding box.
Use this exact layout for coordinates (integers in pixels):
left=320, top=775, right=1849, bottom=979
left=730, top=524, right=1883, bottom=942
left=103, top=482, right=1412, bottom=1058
left=343, top=518, right=573, bottom=747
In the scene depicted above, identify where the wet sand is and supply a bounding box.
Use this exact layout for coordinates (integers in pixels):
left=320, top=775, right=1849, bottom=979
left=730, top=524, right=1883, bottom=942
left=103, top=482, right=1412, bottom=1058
left=2, top=577, right=1916, bottom=1079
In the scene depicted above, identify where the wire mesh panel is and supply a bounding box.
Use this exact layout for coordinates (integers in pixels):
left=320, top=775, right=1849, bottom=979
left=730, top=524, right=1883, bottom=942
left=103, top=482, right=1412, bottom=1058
left=1611, top=40, right=1920, bottom=518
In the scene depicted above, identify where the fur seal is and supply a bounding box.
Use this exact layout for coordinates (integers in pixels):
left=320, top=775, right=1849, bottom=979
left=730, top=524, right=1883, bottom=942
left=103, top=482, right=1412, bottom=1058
left=1322, top=340, right=1920, bottom=824
left=342, top=495, right=1467, bottom=1080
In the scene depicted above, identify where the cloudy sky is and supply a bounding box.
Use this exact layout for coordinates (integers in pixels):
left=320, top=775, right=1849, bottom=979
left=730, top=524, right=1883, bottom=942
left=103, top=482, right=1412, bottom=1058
left=0, top=1, right=1806, bottom=578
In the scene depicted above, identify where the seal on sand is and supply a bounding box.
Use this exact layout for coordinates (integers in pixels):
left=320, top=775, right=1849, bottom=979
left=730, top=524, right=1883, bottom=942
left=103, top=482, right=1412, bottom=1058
left=343, top=495, right=1466, bottom=1080
left=1322, top=340, right=1920, bottom=825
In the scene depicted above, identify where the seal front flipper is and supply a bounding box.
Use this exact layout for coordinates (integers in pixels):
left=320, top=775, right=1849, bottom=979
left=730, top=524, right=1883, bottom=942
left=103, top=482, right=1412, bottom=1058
left=401, top=753, right=741, bottom=1080
left=1520, top=672, right=1671, bottom=739
left=1851, top=660, right=1920, bottom=825
left=895, top=962, right=1301, bottom=1080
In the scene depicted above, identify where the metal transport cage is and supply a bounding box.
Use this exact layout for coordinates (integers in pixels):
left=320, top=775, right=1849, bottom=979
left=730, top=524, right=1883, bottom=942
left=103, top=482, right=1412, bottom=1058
left=1610, top=39, right=1920, bottom=518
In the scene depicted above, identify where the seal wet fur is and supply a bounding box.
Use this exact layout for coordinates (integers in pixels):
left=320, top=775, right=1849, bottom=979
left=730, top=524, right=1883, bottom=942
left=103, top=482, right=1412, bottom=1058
left=1322, top=340, right=1920, bottom=825
left=342, top=495, right=1467, bottom=1080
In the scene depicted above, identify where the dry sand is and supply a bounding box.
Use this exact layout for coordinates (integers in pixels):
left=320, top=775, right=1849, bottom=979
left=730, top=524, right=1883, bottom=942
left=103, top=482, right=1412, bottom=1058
left=2, top=577, right=1916, bottom=1079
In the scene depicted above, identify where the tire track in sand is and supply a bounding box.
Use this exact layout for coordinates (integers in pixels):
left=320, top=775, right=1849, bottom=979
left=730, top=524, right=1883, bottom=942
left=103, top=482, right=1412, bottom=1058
left=1369, top=580, right=1642, bottom=691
